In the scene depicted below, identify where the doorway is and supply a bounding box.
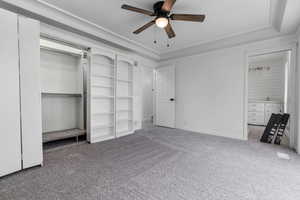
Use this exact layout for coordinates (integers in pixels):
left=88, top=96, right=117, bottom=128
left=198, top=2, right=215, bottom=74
left=246, top=49, right=295, bottom=147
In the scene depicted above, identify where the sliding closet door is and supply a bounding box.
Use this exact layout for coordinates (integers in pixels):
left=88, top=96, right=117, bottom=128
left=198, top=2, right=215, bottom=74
left=0, top=9, right=22, bottom=177
left=88, top=49, right=116, bottom=143
left=19, top=17, right=43, bottom=168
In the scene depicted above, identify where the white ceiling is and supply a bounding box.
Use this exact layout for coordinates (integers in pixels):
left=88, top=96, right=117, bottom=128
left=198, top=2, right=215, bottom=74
left=40, top=0, right=271, bottom=53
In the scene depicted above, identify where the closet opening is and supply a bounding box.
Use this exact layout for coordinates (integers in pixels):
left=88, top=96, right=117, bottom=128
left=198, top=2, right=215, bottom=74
left=246, top=50, right=294, bottom=147
left=40, top=37, right=89, bottom=151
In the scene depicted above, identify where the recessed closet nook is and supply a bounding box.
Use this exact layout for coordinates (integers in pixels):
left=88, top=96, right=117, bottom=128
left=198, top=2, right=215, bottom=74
left=0, top=8, right=140, bottom=177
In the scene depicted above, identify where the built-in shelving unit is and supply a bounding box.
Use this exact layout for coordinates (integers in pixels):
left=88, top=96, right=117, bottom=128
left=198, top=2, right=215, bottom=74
left=40, top=43, right=86, bottom=144
left=87, top=50, right=136, bottom=143
left=87, top=50, right=116, bottom=143
left=116, top=56, right=134, bottom=137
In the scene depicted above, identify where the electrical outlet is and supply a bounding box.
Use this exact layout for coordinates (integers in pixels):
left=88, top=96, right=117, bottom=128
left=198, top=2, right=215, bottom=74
left=184, top=120, right=187, bottom=126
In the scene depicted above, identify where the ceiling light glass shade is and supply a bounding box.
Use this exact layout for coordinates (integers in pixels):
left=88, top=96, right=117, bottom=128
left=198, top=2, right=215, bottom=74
left=156, top=17, right=168, bottom=28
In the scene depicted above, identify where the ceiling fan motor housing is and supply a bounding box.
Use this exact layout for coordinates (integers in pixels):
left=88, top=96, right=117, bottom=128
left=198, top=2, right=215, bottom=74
left=153, top=1, right=169, bottom=18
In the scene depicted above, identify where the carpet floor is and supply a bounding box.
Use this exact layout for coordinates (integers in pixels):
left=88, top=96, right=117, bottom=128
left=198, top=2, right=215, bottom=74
left=1, top=127, right=300, bottom=200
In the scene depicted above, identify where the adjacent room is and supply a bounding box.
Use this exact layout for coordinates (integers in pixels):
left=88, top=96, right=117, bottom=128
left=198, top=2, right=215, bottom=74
left=247, top=51, right=290, bottom=143
left=1, top=0, right=300, bottom=199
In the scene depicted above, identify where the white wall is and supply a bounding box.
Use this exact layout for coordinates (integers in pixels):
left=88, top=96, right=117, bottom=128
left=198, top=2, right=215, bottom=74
left=141, top=66, right=154, bottom=123
left=174, top=46, right=245, bottom=139
left=248, top=58, right=286, bottom=102
left=160, top=35, right=297, bottom=141
left=40, top=49, right=82, bottom=94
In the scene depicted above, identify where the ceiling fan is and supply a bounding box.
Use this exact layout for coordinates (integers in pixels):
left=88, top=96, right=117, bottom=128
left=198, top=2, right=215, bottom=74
left=121, top=0, right=206, bottom=39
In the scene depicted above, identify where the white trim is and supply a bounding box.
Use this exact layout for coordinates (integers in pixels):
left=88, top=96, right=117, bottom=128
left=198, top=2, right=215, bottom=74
left=40, top=23, right=124, bottom=59
left=163, top=26, right=274, bottom=55
left=243, top=51, right=249, bottom=140
left=161, top=27, right=283, bottom=61
left=160, top=34, right=298, bottom=64
left=297, top=33, right=300, bottom=153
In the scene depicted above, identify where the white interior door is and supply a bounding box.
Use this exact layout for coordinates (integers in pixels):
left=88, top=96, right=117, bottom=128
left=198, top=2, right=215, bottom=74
left=155, top=65, right=175, bottom=128
left=0, top=9, right=22, bottom=177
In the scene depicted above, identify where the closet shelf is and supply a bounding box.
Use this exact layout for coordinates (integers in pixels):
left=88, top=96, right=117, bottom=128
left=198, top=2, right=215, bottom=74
left=117, top=96, right=134, bottom=99
left=42, top=92, right=82, bottom=97
left=92, top=62, right=114, bottom=68
left=92, top=74, right=114, bottom=79
left=43, top=128, right=86, bottom=143
left=92, top=84, right=113, bottom=89
left=117, top=79, right=133, bottom=83
left=93, top=112, right=114, bottom=116
left=117, top=119, right=133, bottom=123
left=93, top=124, right=114, bottom=129
left=92, top=95, right=114, bottom=99
left=117, top=109, right=132, bottom=113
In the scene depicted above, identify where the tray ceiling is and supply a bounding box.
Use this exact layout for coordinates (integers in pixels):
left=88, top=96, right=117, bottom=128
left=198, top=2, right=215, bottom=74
left=41, top=0, right=271, bottom=53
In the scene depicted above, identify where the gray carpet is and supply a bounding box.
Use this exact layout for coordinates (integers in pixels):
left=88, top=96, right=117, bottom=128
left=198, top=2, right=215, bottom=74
left=1, top=127, right=300, bottom=200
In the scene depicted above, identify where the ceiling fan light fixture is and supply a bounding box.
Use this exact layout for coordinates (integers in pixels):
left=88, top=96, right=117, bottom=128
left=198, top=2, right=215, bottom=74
left=155, top=17, right=168, bottom=28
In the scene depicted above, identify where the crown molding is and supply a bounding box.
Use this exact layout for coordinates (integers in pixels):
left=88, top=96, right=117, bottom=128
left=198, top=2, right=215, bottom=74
left=160, top=0, right=289, bottom=61
left=160, top=27, right=284, bottom=61
left=0, top=0, right=160, bottom=60
left=0, top=0, right=293, bottom=62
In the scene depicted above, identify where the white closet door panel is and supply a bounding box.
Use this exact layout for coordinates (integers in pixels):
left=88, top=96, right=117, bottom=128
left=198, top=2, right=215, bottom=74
left=0, top=9, right=22, bottom=177
left=19, top=17, right=43, bottom=168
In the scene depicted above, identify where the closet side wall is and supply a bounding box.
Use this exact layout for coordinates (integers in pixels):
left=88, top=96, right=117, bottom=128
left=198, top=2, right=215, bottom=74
left=0, top=8, right=22, bottom=177
left=19, top=17, right=43, bottom=168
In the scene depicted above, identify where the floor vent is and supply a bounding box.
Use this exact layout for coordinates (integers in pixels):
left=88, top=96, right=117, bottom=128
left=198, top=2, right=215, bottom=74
left=277, top=152, right=290, bottom=160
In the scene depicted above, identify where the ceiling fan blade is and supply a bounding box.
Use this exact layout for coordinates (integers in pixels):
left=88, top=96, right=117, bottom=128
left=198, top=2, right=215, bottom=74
left=121, top=4, right=154, bottom=16
left=133, top=21, right=155, bottom=34
left=162, top=0, right=176, bottom=12
left=170, top=14, right=206, bottom=22
left=165, top=23, right=176, bottom=38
